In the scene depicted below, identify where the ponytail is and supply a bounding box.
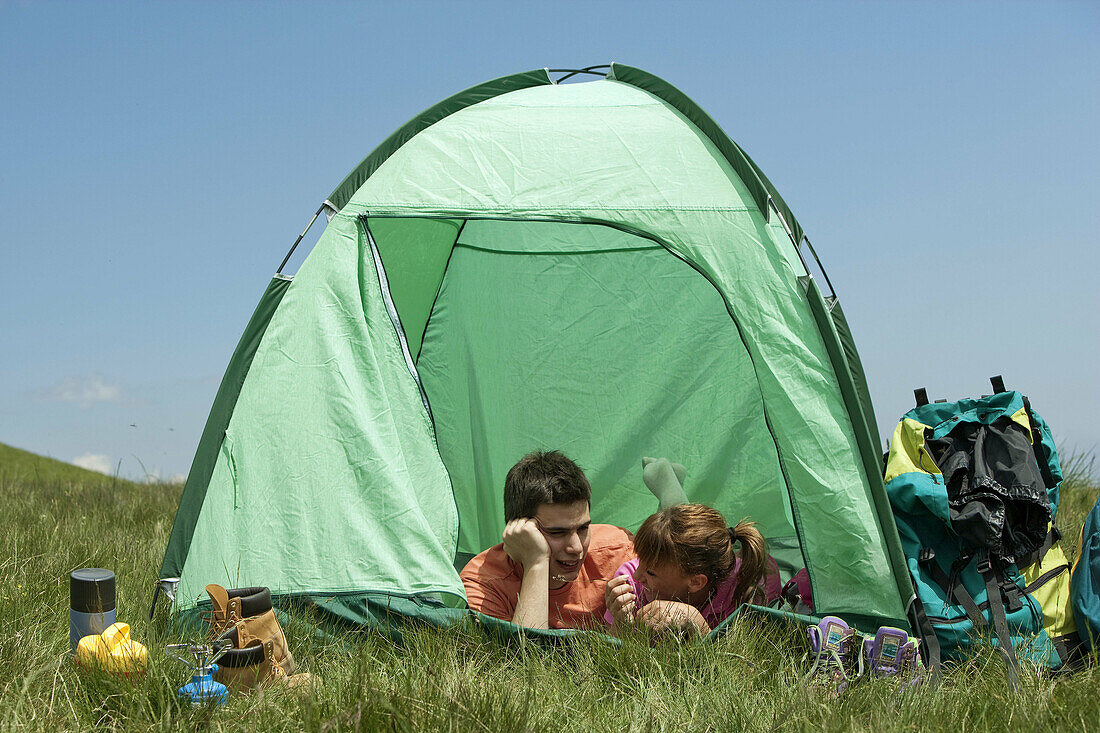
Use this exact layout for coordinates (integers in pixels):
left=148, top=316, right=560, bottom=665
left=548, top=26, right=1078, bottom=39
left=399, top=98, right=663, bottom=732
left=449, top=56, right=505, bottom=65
left=635, top=504, right=769, bottom=609
left=729, top=520, right=768, bottom=608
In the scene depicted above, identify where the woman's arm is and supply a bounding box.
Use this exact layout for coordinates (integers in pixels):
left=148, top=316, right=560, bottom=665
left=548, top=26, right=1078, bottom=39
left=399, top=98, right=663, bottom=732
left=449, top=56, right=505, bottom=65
left=636, top=600, right=711, bottom=637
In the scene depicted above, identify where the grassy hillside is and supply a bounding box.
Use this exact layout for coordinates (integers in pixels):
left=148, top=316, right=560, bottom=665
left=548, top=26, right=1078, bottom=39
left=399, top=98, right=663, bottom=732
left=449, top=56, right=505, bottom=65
left=0, top=441, right=137, bottom=487
left=0, top=447, right=1097, bottom=731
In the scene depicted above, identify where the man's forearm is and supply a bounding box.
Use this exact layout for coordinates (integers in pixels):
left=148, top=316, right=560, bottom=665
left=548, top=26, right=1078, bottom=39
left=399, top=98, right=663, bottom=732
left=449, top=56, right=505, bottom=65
left=511, top=560, right=550, bottom=629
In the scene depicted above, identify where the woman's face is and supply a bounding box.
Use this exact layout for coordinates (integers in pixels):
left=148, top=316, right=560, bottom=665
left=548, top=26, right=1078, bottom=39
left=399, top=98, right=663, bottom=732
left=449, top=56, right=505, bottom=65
left=634, top=558, right=700, bottom=603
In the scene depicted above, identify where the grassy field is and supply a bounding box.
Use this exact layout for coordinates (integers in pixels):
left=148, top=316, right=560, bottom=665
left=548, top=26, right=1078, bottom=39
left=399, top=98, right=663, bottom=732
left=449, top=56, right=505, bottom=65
left=1, top=444, right=1098, bottom=732
left=0, top=442, right=137, bottom=487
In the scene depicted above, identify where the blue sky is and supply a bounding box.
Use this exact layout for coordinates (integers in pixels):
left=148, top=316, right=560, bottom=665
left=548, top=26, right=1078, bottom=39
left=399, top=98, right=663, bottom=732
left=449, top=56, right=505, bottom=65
left=1, top=1, right=1097, bottom=480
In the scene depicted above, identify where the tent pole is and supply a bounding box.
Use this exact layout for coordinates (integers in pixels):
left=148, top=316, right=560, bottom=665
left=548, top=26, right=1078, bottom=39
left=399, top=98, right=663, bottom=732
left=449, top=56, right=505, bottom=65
left=768, top=199, right=823, bottom=291
left=548, top=65, right=610, bottom=83
left=277, top=203, right=327, bottom=274
left=799, top=235, right=837, bottom=300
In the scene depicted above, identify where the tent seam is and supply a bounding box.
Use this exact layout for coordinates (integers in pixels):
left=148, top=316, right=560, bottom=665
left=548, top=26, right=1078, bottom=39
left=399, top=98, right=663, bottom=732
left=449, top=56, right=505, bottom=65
left=172, top=585, right=466, bottom=612
left=342, top=204, right=758, bottom=214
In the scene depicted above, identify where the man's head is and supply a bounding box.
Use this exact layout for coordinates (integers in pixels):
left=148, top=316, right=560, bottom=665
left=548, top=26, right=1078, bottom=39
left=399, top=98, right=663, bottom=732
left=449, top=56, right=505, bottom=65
left=504, top=450, right=591, bottom=521
left=504, top=451, right=592, bottom=585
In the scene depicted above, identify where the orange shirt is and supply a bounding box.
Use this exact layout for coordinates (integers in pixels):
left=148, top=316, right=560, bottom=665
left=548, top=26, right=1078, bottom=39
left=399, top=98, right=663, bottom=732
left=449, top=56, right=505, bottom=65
left=460, top=524, right=635, bottom=629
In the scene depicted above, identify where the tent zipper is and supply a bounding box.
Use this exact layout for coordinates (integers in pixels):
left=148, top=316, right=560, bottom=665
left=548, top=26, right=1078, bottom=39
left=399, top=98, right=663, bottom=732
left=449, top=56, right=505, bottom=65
left=360, top=216, right=461, bottom=567
left=362, top=219, right=436, bottom=426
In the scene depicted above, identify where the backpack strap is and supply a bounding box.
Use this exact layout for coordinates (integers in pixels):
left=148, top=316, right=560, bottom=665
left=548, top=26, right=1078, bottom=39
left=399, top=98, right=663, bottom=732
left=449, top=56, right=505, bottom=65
left=1050, top=631, right=1085, bottom=672
left=1040, top=525, right=1061, bottom=558
left=1021, top=395, right=1057, bottom=492
left=977, top=550, right=1022, bottom=689
left=918, top=548, right=985, bottom=628
left=1017, top=526, right=1061, bottom=570
left=999, top=577, right=1026, bottom=613
left=906, top=585, right=942, bottom=684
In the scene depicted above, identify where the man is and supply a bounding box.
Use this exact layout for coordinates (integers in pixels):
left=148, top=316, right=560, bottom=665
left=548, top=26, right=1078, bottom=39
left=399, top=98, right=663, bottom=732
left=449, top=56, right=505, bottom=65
left=460, top=450, right=634, bottom=629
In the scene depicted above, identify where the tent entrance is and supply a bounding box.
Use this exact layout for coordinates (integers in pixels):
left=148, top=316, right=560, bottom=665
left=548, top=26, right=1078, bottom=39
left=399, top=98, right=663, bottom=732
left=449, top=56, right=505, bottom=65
left=366, top=217, right=804, bottom=578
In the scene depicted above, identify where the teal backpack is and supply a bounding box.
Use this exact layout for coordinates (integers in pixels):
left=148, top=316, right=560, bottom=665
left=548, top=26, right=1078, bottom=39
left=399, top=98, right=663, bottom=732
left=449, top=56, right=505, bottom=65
left=1071, top=496, right=1100, bottom=650
left=883, top=378, right=1081, bottom=685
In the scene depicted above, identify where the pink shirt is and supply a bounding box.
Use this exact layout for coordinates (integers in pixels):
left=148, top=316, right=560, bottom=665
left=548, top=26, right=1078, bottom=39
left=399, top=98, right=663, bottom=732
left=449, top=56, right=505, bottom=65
left=604, top=555, right=783, bottom=630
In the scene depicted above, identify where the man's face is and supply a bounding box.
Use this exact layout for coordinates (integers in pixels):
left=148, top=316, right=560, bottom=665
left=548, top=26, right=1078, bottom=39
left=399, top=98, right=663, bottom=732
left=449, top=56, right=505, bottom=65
left=533, top=500, right=591, bottom=588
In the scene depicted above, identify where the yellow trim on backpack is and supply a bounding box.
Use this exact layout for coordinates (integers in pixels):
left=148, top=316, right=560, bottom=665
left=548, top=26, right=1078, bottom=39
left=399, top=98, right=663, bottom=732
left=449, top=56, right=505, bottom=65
left=884, top=418, right=939, bottom=484
left=1009, top=406, right=1034, bottom=444
left=1072, top=521, right=1088, bottom=576
left=1021, top=524, right=1077, bottom=640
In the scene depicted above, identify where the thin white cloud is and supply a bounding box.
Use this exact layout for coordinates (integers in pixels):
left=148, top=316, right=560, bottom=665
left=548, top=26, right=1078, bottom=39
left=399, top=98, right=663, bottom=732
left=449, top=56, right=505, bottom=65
left=141, top=470, right=186, bottom=485
left=39, top=374, right=123, bottom=408
left=141, top=468, right=183, bottom=484
left=73, top=453, right=113, bottom=474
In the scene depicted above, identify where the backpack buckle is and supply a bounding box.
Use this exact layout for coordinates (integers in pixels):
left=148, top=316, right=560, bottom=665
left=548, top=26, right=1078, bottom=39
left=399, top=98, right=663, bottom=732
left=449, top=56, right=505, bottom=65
left=918, top=547, right=935, bottom=565
left=976, top=558, right=993, bottom=575
left=1000, top=581, right=1025, bottom=613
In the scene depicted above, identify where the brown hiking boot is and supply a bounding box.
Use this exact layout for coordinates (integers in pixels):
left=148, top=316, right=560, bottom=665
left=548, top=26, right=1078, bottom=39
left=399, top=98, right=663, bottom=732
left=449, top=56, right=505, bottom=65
left=213, top=623, right=314, bottom=692
left=205, top=584, right=295, bottom=675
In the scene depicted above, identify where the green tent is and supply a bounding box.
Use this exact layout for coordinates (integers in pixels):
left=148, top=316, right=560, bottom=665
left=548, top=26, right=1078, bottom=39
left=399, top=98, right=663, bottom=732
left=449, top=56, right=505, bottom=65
left=160, top=64, right=912, bottom=633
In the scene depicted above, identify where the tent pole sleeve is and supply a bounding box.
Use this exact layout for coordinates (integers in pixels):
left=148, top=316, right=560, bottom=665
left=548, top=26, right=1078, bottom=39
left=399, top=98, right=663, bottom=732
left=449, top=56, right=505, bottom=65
left=158, top=276, right=292, bottom=579
left=326, top=69, right=553, bottom=211
left=802, top=277, right=914, bottom=627
left=607, top=63, right=805, bottom=244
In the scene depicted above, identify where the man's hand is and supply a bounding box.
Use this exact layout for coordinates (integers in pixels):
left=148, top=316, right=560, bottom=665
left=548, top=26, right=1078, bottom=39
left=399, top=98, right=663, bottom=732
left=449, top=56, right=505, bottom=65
left=503, top=518, right=551, bottom=570
left=604, top=575, right=637, bottom=625
left=504, top=518, right=551, bottom=629
left=636, top=600, right=710, bottom=637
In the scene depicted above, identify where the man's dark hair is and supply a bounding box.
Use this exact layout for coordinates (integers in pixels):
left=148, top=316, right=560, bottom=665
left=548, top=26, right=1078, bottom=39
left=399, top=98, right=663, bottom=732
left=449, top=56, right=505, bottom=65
left=503, top=450, right=591, bottom=521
